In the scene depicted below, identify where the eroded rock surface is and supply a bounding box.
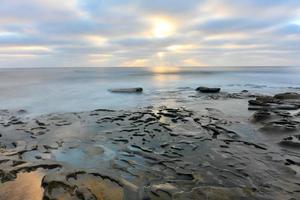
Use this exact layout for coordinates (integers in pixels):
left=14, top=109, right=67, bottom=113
left=0, top=93, right=299, bottom=199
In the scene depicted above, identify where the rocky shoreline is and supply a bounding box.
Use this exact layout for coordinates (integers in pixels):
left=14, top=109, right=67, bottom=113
left=0, top=91, right=300, bottom=200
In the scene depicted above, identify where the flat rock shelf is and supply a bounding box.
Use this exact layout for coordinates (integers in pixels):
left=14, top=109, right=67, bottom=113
left=0, top=91, right=300, bottom=200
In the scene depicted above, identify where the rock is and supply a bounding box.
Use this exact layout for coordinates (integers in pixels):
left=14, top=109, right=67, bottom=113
left=17, top=109, right=27, bottom=114
left=280, top=135, right=300, bottom=148
left=108, top=88, right=143, bottom=93
left=196, top=87, right=221, bottom=93
left=0, top=170, right=16, bottom=182
left=274, top=104, right=299, bottom=110
left=189, top=186, right=252, bottom=200
left=274, top=92, right=300, bottom=100
left=248, top=93, right=300, bottom=112
left=251, top=111, right=271, bottom=122
left=248, top=99, right=269, bottom=106
left=248, top=106, right=269, bottom=111
left=150, top=183, right=178, bottom=196
left=261, top=119, right=300, bottom=132
left=256, top=95, right=276, bottom=102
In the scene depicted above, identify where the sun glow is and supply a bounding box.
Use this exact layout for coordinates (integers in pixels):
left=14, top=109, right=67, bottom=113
left=0, top=46, right=51, bottom=52
left=151, top=18, right=175, bottom=38
left=85, top=35, right=108, bottom=46
left=166, top=44, right=197, bottom=52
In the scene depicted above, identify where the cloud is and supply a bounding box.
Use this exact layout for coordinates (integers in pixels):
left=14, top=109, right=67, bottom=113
left=195, top=18, right=272, bottom=33
left=0, top=0, right=300, bottom=67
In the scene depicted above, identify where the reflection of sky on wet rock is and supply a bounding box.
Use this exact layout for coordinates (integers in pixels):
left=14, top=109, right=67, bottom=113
left=52, top=145, right=116, bottom=169
left=0, top=171, right=44, bottom=200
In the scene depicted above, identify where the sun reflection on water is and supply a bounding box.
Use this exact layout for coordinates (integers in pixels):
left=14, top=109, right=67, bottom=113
left=151, top=66, right=180, bottom=74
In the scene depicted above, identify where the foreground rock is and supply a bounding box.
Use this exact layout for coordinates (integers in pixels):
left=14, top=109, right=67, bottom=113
left=108, top=87, right=143, bottom=93
left=196, top=86, right=221, bottom=93
left=0, top=99, right=299, bottom=199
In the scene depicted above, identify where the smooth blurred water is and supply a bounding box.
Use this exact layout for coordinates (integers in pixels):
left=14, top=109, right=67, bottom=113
left=0, top=66, right=299, bottom=116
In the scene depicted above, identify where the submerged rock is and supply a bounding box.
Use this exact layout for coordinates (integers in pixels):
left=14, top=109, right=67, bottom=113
left=196, top=87, right=221, bottom=93
left=108, top=88, right=143, bottom=93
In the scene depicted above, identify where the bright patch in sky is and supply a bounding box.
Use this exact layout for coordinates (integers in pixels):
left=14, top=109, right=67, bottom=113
left=151, top=18, right=175, bottom=38
left=0, top=0, right=299, bottom=67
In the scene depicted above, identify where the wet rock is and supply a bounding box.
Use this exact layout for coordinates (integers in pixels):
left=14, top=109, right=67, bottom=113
left=55, top=120, right=72, bottom=126
left=187, top=186, right=253, bottom=200
left=196, top=87, right=221, bottom=93
left=35, top=120, right=46, bottom=126
left=17, top=109, right=27, bottom=115
left=249, top=93, right=300, bottom=111
left=285, top=158, right=300, bottom=166
left=132, top=132, right=146, bottom=136
left=0, top=170, right=16, bottom=182
left=113, top=138, right=129, bottom=143
left=251, top=111, right=271, bottom=122
left=248, top=99, right=270, bottom=106
left=274, top=92, right=300, bottom=100
left=1, top=105, right=299, bottom=200
left=42, top=172, right=125, bottom=200
left=131, top=144, right=153, bottom=153
left=256, top=95, right=278, bottom=103
left=150, top=183, right=178, bottom=196
left=160, top=142, right=170, bottom=148
left=261, top=119, right=300, bottom=132
left=249, top=92, right=300, bottom=134
left=109, top=87, right=143, bottom=93
left=171, top=145, right=184, bottom=151
left=248, top=106, right=269, bottom=111
left=280, top=135, right=300, bottom=148
left=75, top=187, right=97, bottom=200
left=276, top=104, right=299, bottom=110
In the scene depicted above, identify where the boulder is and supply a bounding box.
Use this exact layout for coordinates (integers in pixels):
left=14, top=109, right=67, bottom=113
left=108, top=87, right=143, bottom=93
left=196, top=87, right=221, bottom=93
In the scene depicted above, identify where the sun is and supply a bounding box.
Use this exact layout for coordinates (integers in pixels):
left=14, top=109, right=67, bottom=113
left=151, top=18, right=175, bottom=38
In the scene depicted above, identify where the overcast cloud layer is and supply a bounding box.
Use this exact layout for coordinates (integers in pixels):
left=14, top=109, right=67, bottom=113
left=0, top=0, right=300, bottom=68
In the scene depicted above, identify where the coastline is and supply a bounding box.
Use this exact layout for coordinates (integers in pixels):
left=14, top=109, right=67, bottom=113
left=0, top=90, right=299, bottom=199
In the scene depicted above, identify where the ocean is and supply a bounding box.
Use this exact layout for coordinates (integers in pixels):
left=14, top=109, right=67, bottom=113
left=0, top=66, right=299, bottom=116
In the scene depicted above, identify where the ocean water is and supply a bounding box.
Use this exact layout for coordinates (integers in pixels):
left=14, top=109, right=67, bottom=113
left=0, top=66, right=299, bottom=117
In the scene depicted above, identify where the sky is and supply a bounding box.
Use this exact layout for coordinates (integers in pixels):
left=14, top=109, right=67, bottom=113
left=0, top=0, right=300, bottom=68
